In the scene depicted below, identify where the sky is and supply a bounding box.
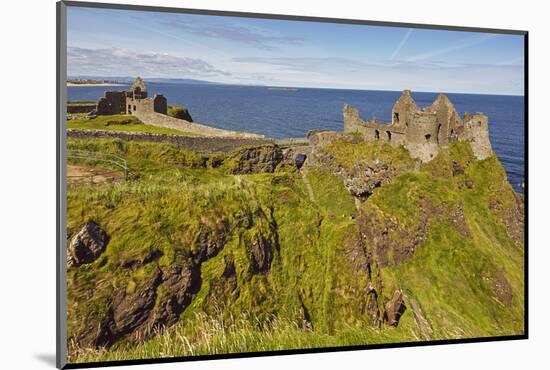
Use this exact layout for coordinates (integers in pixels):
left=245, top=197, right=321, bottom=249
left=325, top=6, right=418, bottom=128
left=67, top=6, right=525, bottom=95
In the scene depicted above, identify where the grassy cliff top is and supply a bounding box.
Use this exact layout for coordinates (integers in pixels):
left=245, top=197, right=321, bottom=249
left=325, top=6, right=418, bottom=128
left=66, top=138, right=524, bottom=363
left=67, top=114, right=197, bottom=136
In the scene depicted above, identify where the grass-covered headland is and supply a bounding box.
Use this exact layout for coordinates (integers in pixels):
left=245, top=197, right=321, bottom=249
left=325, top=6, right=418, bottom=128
left=67, top=114, right=197, bottom=136
left=66, top=136, right=524, bottom=363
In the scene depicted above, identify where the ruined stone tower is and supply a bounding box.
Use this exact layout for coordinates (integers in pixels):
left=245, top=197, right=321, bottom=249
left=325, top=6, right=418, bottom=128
left=95, top=77, right=167, bottom=116
left=342, top=90, right=492, bottom=162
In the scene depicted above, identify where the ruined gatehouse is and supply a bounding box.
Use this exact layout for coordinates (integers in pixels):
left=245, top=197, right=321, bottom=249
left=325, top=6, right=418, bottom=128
left=95, top=77, right=168, bottom=116
left=338, top=90, right=492, bottom=162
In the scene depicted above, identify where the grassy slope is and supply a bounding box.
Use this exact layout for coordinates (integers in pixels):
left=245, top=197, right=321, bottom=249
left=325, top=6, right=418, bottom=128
left=67, top=138, right=524, bottom=363
left=67, top=114, right=197, bottom=136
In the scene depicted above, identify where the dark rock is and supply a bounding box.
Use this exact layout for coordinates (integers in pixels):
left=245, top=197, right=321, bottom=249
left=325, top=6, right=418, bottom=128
left=225, top=145, right=284, bottom=174
left=250, top=234, right=273, bottom=274
left=384, top=290, right=406, bottom=327
left=68, top=220, right=109, bottom=267
left=342, top=161, right=396, bottom=199
left=365, top=282, right=381, bottom=325
left=193, top=219, right=230, bottom=262
left=79, top=263, right=201, bottom=348
left=152, top=263, right=202, bottom=330
left=295, top=153, right=307, bottom=169
left=81, top=269, right=163, bottom=348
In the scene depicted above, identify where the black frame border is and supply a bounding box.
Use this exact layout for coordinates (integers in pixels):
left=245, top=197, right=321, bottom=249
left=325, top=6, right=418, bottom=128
left=56, top=1, right=529, bottom=369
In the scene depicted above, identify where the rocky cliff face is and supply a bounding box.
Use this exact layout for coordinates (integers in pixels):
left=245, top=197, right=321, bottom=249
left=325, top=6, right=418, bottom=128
left=66, top=137, right=524, bottom=361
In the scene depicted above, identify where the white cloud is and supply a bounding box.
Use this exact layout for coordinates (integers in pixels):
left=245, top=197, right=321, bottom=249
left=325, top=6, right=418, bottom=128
left=231, top=56, right=524, bottom=94
left=163, top=19, right=305, bottom=50
left=67, top=47, right=231, bottom=78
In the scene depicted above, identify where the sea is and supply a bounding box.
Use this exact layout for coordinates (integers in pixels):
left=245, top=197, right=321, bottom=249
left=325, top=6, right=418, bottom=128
left=68, top=83, right=525, bottom=193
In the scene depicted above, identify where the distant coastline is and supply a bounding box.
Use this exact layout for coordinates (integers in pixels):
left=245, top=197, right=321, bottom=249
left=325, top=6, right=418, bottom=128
left=68, top=82, right=127, bottom=87
left=67, top=78, right=127, bottom=87
left=268, top=87, right=298, bottom=91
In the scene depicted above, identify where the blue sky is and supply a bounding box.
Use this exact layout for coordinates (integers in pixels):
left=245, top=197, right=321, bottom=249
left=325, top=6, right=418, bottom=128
left=67, top=6, right=525, bottom=95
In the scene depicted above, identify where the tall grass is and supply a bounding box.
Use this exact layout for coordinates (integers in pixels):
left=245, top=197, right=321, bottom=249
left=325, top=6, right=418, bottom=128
left=68, top=308, right=429, bottom=364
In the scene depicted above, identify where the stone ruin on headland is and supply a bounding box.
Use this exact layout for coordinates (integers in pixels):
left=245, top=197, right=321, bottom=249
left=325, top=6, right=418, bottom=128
left=308, top=90, right=493, bottom=162
left=81, top=77, right=264, bottom=139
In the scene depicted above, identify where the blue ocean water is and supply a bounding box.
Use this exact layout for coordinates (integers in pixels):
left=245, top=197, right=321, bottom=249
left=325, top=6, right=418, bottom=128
left=68, top=83, right=525, bottom=192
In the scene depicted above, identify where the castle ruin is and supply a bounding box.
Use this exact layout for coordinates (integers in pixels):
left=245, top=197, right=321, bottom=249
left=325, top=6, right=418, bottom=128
left=95, top=77, right=167, bottom=116
left=341, top=90, right=493, bottom=162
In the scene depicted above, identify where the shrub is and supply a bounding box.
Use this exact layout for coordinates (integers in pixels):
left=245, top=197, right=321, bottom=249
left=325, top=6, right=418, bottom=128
left=168, top=105, right=193, bottom=122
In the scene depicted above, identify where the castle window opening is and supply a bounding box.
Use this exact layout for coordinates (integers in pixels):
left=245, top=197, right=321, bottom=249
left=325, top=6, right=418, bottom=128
left=128, top=104, right=131, bottom=112
left=393, top=112, right=399, bottom=124
left=386, top=131, right=392, bottom=142
left=133, top=105, right=136, bottom=110
left=425, top=134, right=431, bottom=141
left=375, top=129, right=380, bottom=140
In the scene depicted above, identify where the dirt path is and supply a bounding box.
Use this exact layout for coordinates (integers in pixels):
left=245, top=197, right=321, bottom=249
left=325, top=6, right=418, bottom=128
left=301, top=168, right=316, bottom=203
left=67, top=165, right=124, bottom=185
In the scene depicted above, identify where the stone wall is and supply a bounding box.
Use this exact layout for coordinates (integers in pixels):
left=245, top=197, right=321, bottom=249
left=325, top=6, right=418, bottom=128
left=67, top=129, right=272, bottom=153
left=97, top=91, right=127, bottom=115
left=67, top=104, right=95, bottom=114
left=461, top=113, right=492, bottom=160
left=342, top=91, right=494, bottom=162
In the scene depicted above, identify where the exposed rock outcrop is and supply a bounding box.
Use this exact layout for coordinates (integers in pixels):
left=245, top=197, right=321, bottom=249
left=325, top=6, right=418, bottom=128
left=359, top=197, right=470, bottom=266
left=343, top=161, right=397, bottom=200
left=193, top=218, right=231, bottom=262
left=80, top=263, right=201, bottom=348
left=67, top=220, right=109, bottom=268
left=383, top=290, right=406, bottom=327
left=489, top=191, right=525, bottom=247
left=168, top=105, right=193, bottom=122
left=152, top=263, right=202, bottom=329
left=250, top=233, right=274, bottom=274
left=223, top=145, right=284, bottom=174
left=81, top=269, right=163, bottom=348
left=72, top=206, right=280, bottom=350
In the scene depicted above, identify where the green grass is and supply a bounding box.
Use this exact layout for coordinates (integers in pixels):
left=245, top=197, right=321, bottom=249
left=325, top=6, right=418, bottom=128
left=67, top=114, right=197, bottom=136
left=321, top=138, right=417, bottom=172
left=65, top=138, right=524, bottom=364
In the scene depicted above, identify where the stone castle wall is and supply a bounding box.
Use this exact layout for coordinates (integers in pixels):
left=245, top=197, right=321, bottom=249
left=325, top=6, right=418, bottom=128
left=67, top=129, right=272, bottom=153
left=67, top=104, right=95, bottom=114
left=126, top=95, right=167, bottom=115
left=342, top=90, right=493, bottom=162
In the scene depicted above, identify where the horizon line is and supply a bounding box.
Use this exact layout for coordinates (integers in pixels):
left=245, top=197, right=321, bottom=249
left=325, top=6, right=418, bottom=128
left=67, top=75, right=524, bottom=97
